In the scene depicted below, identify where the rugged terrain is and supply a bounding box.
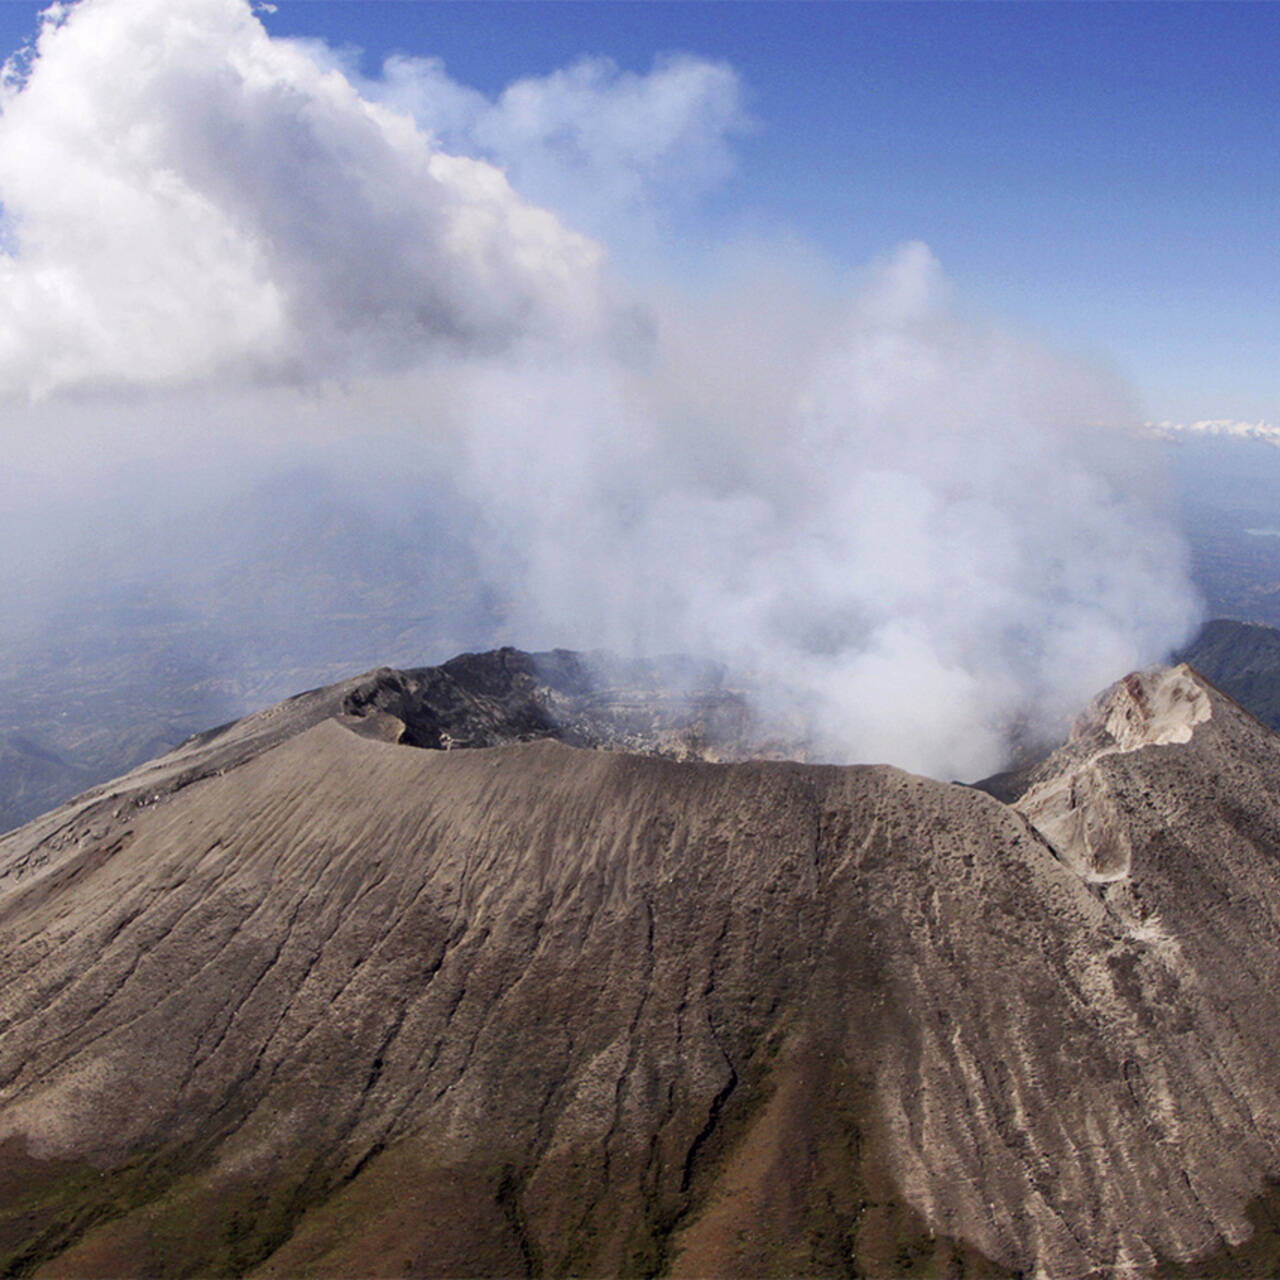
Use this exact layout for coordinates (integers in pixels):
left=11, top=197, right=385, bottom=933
left=1178, top=617, right=1280, bottom=732
left=4, top=650, right=1280, bottom=1276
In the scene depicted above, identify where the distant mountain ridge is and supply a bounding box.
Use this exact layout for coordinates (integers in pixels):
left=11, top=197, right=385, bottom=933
left=1149, top=418, right=1280, bottom=446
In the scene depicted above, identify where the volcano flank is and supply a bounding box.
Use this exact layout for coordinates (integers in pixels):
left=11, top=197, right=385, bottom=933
left=4, top=648, right=1280, bottom=1277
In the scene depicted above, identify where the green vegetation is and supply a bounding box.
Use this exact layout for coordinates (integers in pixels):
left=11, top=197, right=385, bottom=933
left=0, top=1134, right=333, bottom=1280
left=1155, top=1179, right=1280, bottom=1280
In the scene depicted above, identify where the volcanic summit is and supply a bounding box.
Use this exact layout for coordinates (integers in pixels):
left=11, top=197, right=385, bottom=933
left=3, top=648, right=1280, bottom=1277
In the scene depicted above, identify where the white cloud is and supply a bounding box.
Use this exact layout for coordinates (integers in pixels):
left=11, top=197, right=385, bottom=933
left=361, top=49, right=747, bottom=244
left=0, top=0, right=605, bottom=396
left=0, top=0, right=1201, bottom=781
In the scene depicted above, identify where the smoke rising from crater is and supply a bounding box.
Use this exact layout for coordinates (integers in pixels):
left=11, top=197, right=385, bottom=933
left=0, top=0, right=1200, bottom=780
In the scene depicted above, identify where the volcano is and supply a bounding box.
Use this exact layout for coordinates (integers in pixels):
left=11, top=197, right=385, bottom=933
left=4, top=649, right=1280, bottom=1277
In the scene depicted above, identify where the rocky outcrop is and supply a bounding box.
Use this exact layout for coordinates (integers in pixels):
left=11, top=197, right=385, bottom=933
left=2, top=654, right=1280, bottom=1276
left=335, top=647, right=774, bottom=760
left=1014, top=664, right=1211, bottom=881
left=1178, top=617, right=1280, bottom=733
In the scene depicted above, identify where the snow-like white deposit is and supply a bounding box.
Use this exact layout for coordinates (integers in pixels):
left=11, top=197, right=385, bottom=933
left=1097, top=664, right=1212, bottom=750
left=1017, top=665, right=1212, bottom=885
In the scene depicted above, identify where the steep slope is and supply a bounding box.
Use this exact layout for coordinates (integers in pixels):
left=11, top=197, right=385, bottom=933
left=0, top=645, right=768, bottom=909
left=1178, top=616, right=1280, bottom=732
left=3, top=657, right=1280, bottom=1276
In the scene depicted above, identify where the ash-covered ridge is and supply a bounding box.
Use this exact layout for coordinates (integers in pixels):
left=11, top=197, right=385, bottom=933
left=6, top=650, right=1280, bottom=1277
left=0, top=647, right=800, bottom=908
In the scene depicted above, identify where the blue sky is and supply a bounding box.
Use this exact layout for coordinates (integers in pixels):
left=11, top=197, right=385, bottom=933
left=0, top=0, right=1226, bottom=773
left=0, top=0, right=1275, bottom=422
left=253, top=0, right=1279, bottom=426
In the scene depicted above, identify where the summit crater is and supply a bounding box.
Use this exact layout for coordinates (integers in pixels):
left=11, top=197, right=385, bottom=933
left=2, top=648, right=1280, bottom=1277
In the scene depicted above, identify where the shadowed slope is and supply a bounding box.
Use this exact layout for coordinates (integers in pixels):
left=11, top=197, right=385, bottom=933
left=1178, top=617, right=1280, bottom=733
left=2, top=659, right=1280, bottom=1276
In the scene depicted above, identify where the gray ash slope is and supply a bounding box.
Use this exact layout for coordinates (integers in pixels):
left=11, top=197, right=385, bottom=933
left=4, top=650, right=1280, bottom=1276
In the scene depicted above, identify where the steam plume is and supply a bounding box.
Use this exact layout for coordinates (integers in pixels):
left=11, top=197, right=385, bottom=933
left=0, top=0, right=1200, bottom=780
